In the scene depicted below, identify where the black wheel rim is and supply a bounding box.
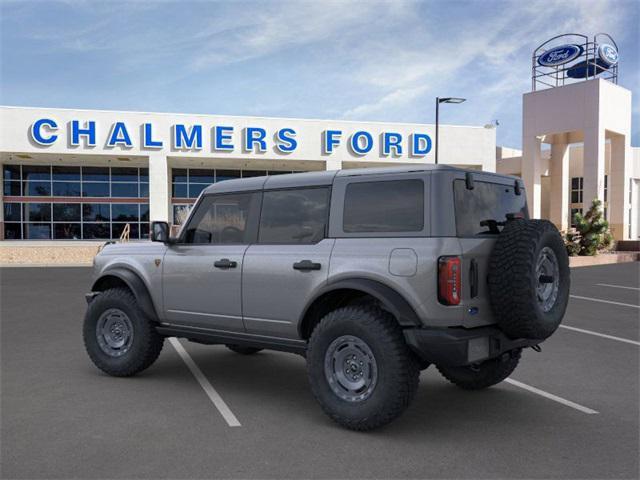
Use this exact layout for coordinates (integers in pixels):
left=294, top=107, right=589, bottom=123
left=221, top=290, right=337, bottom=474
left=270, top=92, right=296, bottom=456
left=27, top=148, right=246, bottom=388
left=96, top=308, right=134, bottom=357
left=536, top=246, right=560, bottom=313
left=324, top=335, right=378, bottom=402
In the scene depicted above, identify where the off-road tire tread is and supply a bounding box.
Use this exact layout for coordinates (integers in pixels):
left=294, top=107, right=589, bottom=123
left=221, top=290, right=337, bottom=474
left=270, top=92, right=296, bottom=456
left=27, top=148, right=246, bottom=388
left=83, top=287, right=164, bottom=377
left=436, top=349, right=521, bottom=390
left=307, top=305, right=419, bottom=431
left=488, top=219, right=569, bottom=339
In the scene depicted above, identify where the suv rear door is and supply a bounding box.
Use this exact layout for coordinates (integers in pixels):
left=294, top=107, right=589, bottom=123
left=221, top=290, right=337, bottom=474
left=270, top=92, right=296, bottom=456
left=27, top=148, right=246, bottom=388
left=450, top=172, right=527, bottom=328
left=242, top=185, right=334, bottom=339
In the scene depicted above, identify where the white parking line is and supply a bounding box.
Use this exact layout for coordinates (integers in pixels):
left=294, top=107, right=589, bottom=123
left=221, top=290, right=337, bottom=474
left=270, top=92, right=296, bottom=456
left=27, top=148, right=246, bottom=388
left=560, top=324, right=640, bottom=346
left=169, top=338, right=241, bottom=427
left=505, top=378, right=599, bottom=415
left=570, top=295, right=640, bottom=309
left=596, top=283, right=640, bottom=291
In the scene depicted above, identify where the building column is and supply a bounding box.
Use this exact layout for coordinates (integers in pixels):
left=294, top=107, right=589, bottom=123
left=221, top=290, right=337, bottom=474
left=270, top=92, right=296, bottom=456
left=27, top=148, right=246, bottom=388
left=522, top=135, right=543, bottom=218
left=582, top=126, right=605, bottom=212
left=549, top=135, right=570, bottom=231
left=325, top=159, right=342, bottom=171
left=609, top=134, right=631, bottom=240
left=148, top=153, right=170, bottom=223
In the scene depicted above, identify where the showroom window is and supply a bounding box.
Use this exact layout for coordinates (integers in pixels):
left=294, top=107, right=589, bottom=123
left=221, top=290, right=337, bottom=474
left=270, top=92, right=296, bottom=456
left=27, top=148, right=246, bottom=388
left=2, top=164, right=149, bottom=240
left=170, top=168, right=304, bottom=225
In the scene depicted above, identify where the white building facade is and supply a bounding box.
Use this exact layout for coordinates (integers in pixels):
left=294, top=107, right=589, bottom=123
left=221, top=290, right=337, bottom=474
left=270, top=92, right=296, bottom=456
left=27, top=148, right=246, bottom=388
left=0, top=106, right=496, bottom=241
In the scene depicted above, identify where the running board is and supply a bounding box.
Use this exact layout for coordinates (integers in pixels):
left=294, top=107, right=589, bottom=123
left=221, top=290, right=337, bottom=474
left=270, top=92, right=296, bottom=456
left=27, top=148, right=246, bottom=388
left=155, top=324, right=307, bottom=356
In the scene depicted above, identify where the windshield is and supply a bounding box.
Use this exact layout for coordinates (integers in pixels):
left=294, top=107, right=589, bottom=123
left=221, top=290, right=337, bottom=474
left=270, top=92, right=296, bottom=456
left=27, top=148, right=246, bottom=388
left=454, top=179, right=528, bottom=236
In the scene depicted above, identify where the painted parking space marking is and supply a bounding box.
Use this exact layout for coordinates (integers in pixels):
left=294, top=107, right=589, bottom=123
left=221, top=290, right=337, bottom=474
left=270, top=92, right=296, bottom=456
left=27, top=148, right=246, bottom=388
left=595, top=283, right=640, bottom=291
left=169, top=338, right=241, bottom=427
left=570, top=295, right=640, bottom=309
left=505, top=378, right=599, bottom=415
left=559, top=324, right=640, bottom=346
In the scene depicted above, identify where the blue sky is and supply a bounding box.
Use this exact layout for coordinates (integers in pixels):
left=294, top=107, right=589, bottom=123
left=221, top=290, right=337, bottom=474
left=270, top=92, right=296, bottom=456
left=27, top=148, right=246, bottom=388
left=1, top=0, right=638, bottom=148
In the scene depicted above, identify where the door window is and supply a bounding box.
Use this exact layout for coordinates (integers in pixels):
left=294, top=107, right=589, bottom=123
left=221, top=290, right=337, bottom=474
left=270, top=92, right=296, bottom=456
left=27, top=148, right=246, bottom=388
left=259, top=188, right=330, bottom=244
left=182, top=193, right=258, bottom=244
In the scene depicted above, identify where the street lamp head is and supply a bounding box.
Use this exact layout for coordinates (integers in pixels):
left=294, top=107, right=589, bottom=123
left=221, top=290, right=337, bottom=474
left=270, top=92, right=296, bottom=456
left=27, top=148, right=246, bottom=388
left=438, top=97, right=466, bottom=104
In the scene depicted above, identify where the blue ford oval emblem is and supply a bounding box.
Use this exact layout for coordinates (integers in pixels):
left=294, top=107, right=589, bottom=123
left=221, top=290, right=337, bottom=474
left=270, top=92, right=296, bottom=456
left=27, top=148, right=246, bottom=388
left=538, top=44, right=583, bottom=67
left=598, top=44, right=618, bottom=66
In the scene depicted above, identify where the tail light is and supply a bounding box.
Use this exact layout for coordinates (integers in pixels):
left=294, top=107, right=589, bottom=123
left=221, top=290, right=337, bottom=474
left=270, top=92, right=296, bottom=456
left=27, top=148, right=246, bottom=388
left=438, top=256, right=461, bottom=305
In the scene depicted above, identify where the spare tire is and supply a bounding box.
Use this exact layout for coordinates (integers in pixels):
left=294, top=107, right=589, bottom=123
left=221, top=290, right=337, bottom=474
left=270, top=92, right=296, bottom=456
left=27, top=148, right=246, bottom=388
left=488, top=219, right=570, bottom=340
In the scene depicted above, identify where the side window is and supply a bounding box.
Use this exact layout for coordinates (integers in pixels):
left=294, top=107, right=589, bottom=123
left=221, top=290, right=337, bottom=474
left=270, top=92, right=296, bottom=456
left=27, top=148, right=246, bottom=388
left=343, top=179, right=424, bottom=233
left=183, top=193, right=257, bottom=244
left=259, top=188, right=330, bottom=244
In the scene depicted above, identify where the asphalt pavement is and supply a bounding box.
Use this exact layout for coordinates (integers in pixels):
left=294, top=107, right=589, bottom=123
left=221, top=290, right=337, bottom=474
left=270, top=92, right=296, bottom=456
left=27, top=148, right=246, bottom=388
left=1, top=262, right=638, bottom=479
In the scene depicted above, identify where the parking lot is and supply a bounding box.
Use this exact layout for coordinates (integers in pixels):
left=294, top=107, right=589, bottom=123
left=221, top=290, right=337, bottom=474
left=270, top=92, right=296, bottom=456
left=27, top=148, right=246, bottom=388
left=1, top=262, right=638, bottom=479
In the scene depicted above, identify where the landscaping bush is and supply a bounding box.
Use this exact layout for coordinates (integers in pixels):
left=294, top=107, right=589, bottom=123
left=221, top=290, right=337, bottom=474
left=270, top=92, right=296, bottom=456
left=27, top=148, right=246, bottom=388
left=564, top=199, right=614, bottom=256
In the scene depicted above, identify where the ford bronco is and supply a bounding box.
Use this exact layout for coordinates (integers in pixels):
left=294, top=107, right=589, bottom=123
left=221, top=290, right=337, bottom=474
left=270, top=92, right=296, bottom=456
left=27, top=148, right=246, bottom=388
left=83, top=166, right=570, bottom=430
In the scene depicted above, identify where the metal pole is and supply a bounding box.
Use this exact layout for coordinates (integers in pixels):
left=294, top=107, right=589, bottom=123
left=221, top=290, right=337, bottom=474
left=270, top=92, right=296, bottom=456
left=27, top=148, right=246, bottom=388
left=435, top=97, right=439, bottom=165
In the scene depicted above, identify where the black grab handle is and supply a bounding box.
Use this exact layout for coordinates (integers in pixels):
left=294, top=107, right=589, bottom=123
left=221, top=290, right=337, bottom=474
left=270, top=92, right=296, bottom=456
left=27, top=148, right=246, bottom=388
left=214, top=258, right=237, bottom=269
left=293, top=260, right=321, bottom=271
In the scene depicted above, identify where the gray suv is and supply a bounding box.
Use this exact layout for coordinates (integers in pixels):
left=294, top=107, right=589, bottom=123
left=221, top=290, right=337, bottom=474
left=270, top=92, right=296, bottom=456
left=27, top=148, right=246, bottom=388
left=84, top=166, right=570, bottom=430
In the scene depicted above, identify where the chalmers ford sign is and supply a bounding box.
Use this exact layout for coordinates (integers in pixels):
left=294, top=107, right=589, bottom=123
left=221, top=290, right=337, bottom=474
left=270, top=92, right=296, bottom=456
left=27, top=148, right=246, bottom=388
left=29, top=118, right=433, bottom=157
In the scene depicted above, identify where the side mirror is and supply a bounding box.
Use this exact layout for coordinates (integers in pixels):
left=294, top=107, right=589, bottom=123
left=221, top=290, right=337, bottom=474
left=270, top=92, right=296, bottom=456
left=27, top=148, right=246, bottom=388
left=151, top=221, right=170, bottom=243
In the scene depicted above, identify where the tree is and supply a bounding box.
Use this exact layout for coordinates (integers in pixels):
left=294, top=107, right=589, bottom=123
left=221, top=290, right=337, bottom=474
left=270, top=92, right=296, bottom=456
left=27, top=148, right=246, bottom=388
left=565, top=199, right=614, bottom=256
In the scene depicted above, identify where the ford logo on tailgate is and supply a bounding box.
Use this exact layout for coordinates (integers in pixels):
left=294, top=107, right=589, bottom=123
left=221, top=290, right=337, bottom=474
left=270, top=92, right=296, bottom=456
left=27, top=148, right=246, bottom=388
left=538, top=44, right=583, bottom=67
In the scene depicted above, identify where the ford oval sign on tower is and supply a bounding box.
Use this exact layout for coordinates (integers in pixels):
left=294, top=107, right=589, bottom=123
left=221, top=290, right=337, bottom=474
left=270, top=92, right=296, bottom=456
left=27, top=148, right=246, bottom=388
left=598, top=43, right=619, bottom=67
left=532, top=33, right=619, bottom=91
left=537, top=44, right=583, bottom=67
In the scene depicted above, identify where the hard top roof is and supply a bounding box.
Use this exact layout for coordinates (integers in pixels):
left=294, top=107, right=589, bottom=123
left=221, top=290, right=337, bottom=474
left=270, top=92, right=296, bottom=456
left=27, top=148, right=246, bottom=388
left=202, top=165, right=517, bottom=194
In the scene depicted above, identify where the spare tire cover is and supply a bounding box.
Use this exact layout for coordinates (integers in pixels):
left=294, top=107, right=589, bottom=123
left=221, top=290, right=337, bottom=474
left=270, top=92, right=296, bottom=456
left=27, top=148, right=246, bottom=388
left=488, top=219, right=570, bottom=340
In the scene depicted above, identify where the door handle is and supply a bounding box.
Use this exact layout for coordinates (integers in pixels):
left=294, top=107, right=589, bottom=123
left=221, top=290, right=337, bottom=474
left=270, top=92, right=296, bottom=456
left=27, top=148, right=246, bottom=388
left=293, top=260, right=321, bottom=271
left=214, top=258, right=237, bottom=269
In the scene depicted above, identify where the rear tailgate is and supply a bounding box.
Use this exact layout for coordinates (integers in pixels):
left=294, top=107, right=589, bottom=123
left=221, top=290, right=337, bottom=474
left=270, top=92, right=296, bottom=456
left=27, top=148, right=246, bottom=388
left=451, top=172, right=528, bottom=328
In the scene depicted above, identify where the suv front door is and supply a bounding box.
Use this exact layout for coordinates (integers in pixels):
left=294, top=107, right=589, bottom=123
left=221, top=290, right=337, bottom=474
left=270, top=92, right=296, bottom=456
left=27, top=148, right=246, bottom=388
left=242, top=187, right=334, bottom=339
left=162, top=192, right=260, bottom=332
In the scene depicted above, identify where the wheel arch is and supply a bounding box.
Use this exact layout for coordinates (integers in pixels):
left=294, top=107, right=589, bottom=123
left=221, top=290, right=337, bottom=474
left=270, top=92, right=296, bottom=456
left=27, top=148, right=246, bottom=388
left=298, top=278, right=422, bottom=339
left=91, top=268, right=159, bottom=321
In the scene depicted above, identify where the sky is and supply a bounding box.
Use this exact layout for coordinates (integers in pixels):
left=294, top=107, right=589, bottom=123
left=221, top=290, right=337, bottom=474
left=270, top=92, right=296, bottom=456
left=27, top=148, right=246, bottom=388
left=1, top=0, right=638, bottom=149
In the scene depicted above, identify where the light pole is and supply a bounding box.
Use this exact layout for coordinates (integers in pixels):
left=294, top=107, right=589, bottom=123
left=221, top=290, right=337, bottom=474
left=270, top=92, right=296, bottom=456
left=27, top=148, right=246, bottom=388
left=435, top=97, right=466, bottom=164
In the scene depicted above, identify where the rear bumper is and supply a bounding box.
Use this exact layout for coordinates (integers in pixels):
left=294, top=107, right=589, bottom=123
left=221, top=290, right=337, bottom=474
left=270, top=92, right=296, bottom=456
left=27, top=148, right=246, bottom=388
left=403, top=326, right=540, bottom=367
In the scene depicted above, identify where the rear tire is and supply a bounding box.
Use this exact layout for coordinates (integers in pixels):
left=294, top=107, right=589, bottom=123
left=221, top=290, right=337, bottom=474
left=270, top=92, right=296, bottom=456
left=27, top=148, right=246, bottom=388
left=307, top=305, right=419, bottom=431
left=436, top=349, right=521, bottom=390
left=226, top=344, right=263, bottom=355
left=83, top=287, right=164, bottom=377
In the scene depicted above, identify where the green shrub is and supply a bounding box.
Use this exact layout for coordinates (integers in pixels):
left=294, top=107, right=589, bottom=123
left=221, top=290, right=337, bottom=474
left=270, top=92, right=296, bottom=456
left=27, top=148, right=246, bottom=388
left=564, top=199, right=614, bottom=256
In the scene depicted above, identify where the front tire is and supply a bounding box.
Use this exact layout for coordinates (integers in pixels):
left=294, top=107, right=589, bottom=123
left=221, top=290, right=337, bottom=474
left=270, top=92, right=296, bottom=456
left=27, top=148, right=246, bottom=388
left=83, top=288, right=164, bottom=377
left=436, top=349, right=521, bottom=390
left=307, top=305, right=419, bottom=431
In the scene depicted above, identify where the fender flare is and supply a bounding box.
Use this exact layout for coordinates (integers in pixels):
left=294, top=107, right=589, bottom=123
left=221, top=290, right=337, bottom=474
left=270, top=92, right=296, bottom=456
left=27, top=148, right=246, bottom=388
left=299, top=278, right=422, bottom=334
left=91, top=267, right=158, bottom=321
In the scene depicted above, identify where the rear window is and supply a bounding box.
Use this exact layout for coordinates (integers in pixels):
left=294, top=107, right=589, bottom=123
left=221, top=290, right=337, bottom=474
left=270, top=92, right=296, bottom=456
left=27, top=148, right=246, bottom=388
left=454, top=179, right=528, bottom=236
left=343, top=179, right=424, bottom=233
left=259, top=187, right=330, bottom=244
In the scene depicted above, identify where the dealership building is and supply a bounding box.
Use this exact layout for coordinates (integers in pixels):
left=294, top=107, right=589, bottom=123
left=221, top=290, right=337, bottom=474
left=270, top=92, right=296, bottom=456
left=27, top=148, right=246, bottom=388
left=0, top=33, right=638, bottom=244
left=0, top=107, right=495, bottom=241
